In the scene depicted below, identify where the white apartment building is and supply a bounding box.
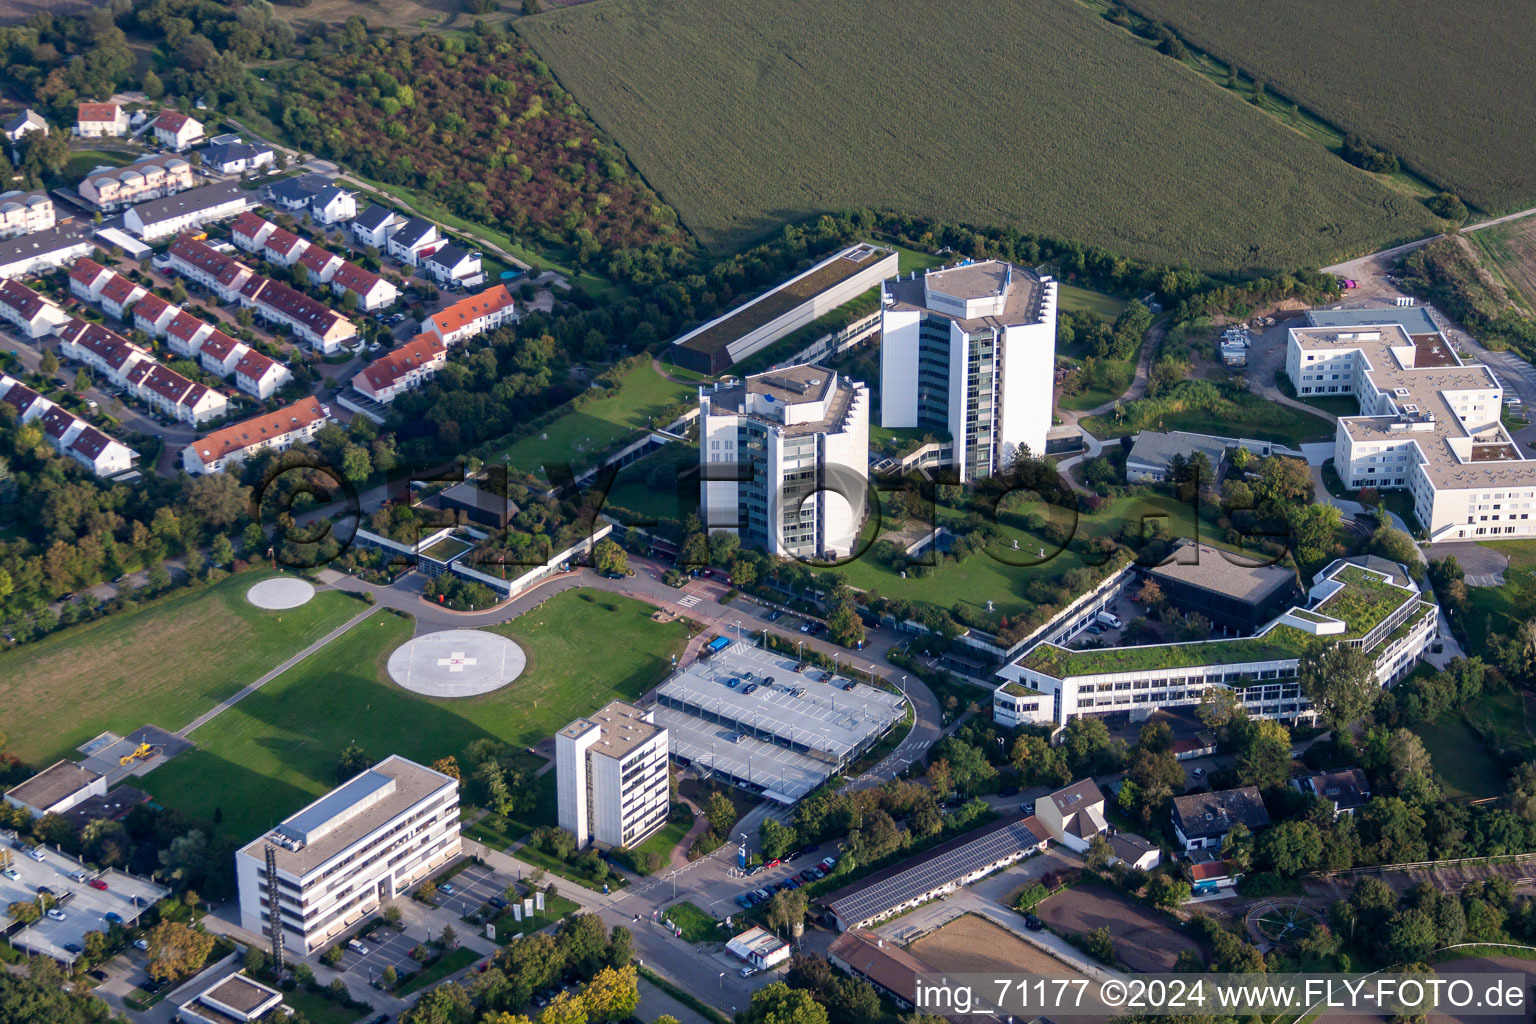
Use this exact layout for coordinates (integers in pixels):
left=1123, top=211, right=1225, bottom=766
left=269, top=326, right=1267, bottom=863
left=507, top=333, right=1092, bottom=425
left=880, top=260, right=1057, bottom=481
left=0, top=225, right=93, bottom=280
left=993, top=560, right=1436, bottom=729
left=183, top=396, right=330, bottom=474
left=75, top=102, right=127, bottom=138
left=0, top=189, right=55, bottom=238
left=556, top=701, right=670, bottom=850
left=426, top=283, right=517, bottom=345
left=78, top=153, right=195, bottom=212
left=235, top=755, right=460, bottom=956
left=352, top=333, right=446, bottom=404
left=700, top=363, right=869, bottom=559
left=1286, top=308, right=1536, bottom=541
left=124, top=182, right=248, bottom=241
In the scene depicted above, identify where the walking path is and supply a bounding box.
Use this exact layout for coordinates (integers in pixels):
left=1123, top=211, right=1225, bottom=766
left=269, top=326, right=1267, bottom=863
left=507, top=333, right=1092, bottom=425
left=1054, top=320, right=1166, bottom=426
left=175, top=603, right=382, bottom=738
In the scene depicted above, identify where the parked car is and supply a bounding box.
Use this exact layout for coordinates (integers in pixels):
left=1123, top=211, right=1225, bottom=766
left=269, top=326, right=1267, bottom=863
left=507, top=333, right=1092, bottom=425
left=89, top=879, right=108, bottom=891
left=1024, top=914, right=1045, bottom=932
left=105, top=912, right=123, bottom=926
left=63, top=943, right=82, bottom=954
left=767, top=609, right=783, bottom=621
left=740, top=966, right=759, bottom=978
left=735, top=894, right=753, bottom=909
left=764, top=858, right=781, bottom=869
left=88, top=969, right=109, bottom=981
left=799, top=621, right=813, bottom=633
left=348, top=939, right=370, bottom=955
left=800, top=869, right=819, bottom=883
left=438, top=883, right=456, bottom=896
left=820, top=856, right=837, bottom=870
left=488, top=896, right=508, bottom=909
left=134, top=939, right=149, bottom=951
left=27, top=847, right=44, bottom=861
left=0, top=868, right=15, bottom=880
left=46, top=908, right=66, bottom=921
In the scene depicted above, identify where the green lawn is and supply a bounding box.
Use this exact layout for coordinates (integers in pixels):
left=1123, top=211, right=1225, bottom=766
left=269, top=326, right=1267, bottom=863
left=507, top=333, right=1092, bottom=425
left=0, top=572, right=363, bottom=765
left=1083, top=390, right=1334, bottom=445
left=63, top=149, right=132, bottom=180
left=602, top=444, right=699, bottom=525
left=1411, top=713, right=1507, bottom=800
left=1058, top=283, right=1130, bottom=319
left=815, top=491, right=1230, bottom=626
left=276, top=988, right=365, bottom=1024
left=145, top=591, right=689, bottom=846
left=492, top=363, right=701, bottom=477
left=892, top=244, right=945, bottom=274
left=1462, top=689, right=1536, bottom=762
left=662, top=901, right=726, bottom=944
left=396, top=947, right=480, bottom=996
left=1456, top=541, right=1536, bottom=652
left=629, top=804, right=694, bottom=871
left=491, top=889, right=581, bottom=940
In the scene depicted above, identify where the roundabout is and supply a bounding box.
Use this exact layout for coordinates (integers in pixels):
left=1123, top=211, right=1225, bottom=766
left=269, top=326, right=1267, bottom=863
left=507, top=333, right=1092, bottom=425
left=386, top=628, right=527, bottom=698
left=246, top=577, right=317, bottom=610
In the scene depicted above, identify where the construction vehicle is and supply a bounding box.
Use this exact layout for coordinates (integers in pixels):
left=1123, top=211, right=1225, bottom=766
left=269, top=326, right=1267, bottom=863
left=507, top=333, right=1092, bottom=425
left=119, top=742, right=158, bottom=767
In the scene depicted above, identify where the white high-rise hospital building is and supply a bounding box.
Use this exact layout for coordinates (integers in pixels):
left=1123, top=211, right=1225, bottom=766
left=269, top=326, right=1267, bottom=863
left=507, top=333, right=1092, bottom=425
left=879, top=260, right=1057, bottom=481
left=1286, top=308, right=1536, bottom=542
left=556, top=701, right=670, bottom=850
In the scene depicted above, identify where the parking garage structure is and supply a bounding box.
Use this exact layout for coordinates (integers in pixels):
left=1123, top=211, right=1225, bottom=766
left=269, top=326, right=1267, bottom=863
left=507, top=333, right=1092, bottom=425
left=655, top=642, right=907, bottom=803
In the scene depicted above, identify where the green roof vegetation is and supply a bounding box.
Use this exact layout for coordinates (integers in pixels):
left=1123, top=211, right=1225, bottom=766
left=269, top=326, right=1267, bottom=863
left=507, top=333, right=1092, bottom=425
left=1020, top=565, right=1420, bottom=679
left=1287, top=608, right=1334, bottom=624
left=1000, top=680, right=1044, bottom=698
left=421, top=536, right=473, bottom=562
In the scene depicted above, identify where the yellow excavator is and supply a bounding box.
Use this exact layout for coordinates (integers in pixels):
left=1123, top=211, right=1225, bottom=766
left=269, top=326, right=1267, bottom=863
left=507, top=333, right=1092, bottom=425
left=119, top=742, right=158, bottom=767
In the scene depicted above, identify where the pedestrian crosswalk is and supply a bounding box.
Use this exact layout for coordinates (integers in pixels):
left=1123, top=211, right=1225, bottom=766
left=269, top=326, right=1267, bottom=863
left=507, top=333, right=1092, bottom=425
left=677, top=594, right=701, bottom=608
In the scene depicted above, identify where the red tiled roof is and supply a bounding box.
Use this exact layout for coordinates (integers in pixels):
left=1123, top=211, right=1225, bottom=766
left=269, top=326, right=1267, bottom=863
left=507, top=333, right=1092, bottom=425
left=169, top=236, right=252, bottom=287
left=39, top=405, right=79, bottom=440
left=249, top=277, right=344, bottom=333
left=192, top=396, right=326, bottom=463
left=263, top=228, right=306, bottom=257
left=133, top=292, right=174, bottom=322
left=229, top=211, right=271, bottom=241
left=430, top=284, right=514, bottom=335
left=137, top=363, right=207, bottom=408
left=234, top=347, right=279, bottom=381
left=69, top=425, right=118, bottom=460
left=198, top=330, right=243, bottom=362
left=76, top=103, right=120, bottom=123
left=330, top=261, right=383, bottom=296
left=167, top=310, right=209, bottom=344
left=0, top=279, right=50, bottom=320
left=357, top=333, right=444, bottom=392
left=100, top=274, right=143, bottom=305
left=62, top=320, right=146, bottom=371
left=69, top=258, right=107, bottom=287
left=1189, top=861, right=1233, bottom=881
left=151, top=109, right=193, bottom=133
left=299, top=246, right=340, bottom=274
left=0, top=377, right=44, bottom=414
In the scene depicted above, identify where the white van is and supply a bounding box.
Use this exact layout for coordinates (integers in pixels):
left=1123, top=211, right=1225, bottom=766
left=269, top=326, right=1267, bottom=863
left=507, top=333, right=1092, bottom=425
left=347, top=939, right=370, bottom=955
left=1097, top=611, right=1123, bottom=629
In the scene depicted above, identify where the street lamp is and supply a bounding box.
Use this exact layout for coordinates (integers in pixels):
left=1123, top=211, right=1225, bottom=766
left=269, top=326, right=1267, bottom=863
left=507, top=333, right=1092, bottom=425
left=719, top=971, right=726, bottom=1007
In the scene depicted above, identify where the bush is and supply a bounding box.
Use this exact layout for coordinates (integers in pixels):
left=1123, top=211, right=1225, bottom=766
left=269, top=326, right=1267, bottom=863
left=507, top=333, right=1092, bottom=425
left=1426, top=192, right=1468, bottom=221
left=1015, top=881, right=1049, bottom=911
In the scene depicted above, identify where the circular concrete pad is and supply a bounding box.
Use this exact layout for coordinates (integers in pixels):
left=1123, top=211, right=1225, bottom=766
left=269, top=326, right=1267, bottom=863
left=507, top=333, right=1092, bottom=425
left=247, top=577, right=316, bottom=610
left=387, top=628, right=526, bottom=697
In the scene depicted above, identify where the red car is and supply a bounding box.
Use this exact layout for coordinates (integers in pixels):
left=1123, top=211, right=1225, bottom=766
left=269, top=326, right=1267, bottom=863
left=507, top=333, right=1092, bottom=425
left=764, top=858, right=781, bottom=869
left=88, top=879, right=108, bottom=890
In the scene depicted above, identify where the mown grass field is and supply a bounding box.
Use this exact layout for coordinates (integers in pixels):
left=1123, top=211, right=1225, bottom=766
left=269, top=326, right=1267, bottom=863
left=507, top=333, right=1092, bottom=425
left=1123, top=0, right=1536, bottom=214
left=490, top=362, right=702, bottom=477
left=1411, top=712, right=1507, bottom=801
left=0, top=572, right=362, bottom=766
left=145, top=591, right=688, bottom=844
left=518, top=0, right=1435, bottom=272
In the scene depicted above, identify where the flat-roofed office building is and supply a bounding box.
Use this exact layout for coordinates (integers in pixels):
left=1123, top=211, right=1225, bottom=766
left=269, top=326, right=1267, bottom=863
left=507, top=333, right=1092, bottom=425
left=235, top=755, right=460, bottom=954
left=556, top=701, right=670, bottom=850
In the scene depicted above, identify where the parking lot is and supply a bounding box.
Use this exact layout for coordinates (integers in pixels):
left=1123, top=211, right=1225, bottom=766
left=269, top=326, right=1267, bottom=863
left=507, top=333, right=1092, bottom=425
left=332, top=922, right=424, bottom=985
left=3, top=842, right=168, bottom=962
left=434, top=863, right=516, bottom=918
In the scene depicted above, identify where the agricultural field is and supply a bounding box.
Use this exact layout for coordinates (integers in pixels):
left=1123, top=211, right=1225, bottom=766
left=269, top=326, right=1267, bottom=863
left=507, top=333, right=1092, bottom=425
left=145, top=590, right=688, bottom=844
left=1034, top=883, right=1204, bottom=973
left=518, top=0, right=1436, bottom=272
left=491, top=362, right=702, bottom=477
left=0, top=573, right=363, bottom=766
left=1124, top=0, right=1536, bottom=214
left=270, top=0, right=519, bottom=34
left=1467, top=219, right=1536, bottom=315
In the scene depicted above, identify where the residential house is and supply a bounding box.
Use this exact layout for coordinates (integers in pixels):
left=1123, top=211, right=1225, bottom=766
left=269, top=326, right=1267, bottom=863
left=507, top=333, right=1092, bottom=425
left=68, top=258, right=113, bottom=303
left=56, top=320, right=153, bottom=384
left=229, top=211, right=277, bottom=254
left=310, top=184, right=356, bottom=226
left=1171, top=786, right=1270, bottom=852
left=1124, top=430, right=1231, bottom=484
left=262, top=173, right=331, bottom=213
left=422, top=244, right=483, bottom=289
left=261, top=226, right=310, bottom=267
left=2, top=109, right=47, bottom=146
left=239, top=276, right=357, bottom=353
left=149, top=109, right=204, bottom=151
left=0, top=225, right=93, bottom=280
left=198, top=138, right=274, bottom=175
left=124, top=182, right=248, bottom=242
left=352, top=333, right=446, bottom=403
left=166, top=235, right=254, bottom=301
left=427, top=283, right=516, bottom=345
left=165, top=310, right=215, bottom=358
left=1035, top=779, right=1108, bottom=853
left=234, top=347, right=291, bottom=400
left=298, top=245, right=343, bottom=286
left=196, top=330, right=247, bottom=377
left=330, top=261, right=397, bottom=312
left=35, top=405, right=137, bottom=477
left=0, top=279, right=69, bottom=339
left=385, top=216, right=438, bottom=265
left=98, top=273, right=147, bottom=321
left=182, top=396, right=330, bottom=474
left=1293, top=768, right=1371, bottom=816
left=124, top=360, right=227, bottom=425
left=77, top=153, right=195, bottom=212
left=0, top=189, right=55, bottom=238
left=1187, top=859, right=1241, bottom=894
left=1106, top=832, right=1162, bottom=871
left=349, top=205, right=402, bottom=250
left=0, top=374, right=50, bottom=421
left=131, top=292, right=179, bottom=337
left=75, top=102, right=127, bottom=138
